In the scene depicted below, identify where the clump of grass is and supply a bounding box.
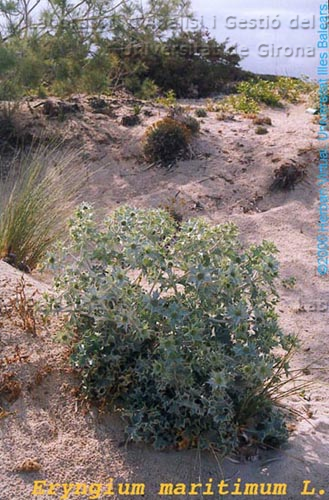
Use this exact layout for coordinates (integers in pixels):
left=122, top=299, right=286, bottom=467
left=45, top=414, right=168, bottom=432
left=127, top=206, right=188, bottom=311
left=195, top=108, right=207, bottom=118
left=225, top=94, right=260, bottom=114
left=143, top=117, right=191, bottom=166
left=216, top=111, right=235, bottom=121
left=270, top=162, right=306, bottom=191
left=0, top=142, right=86, bottom=270
left=281, top=277, right=297, bottom=289
left=276, top=76, right=315, bottom=103
left=253, top=115, right=272, bottom=126
left=255, top=126, right=269, bottom=135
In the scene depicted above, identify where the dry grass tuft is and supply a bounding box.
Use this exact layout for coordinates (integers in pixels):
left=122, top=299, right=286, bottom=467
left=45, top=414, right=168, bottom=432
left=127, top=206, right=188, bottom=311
left=253, top=115, right=272, bottom=126
left=9, top=276, right=38, bottom=335
left=0, top=141, right=88, bottom=270
left=0, top=372, right=21, bottom=402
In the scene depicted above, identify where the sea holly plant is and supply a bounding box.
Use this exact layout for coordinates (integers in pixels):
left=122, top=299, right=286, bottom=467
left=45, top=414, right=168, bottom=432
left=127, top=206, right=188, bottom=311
left=45, top=204, right=295, bottom=452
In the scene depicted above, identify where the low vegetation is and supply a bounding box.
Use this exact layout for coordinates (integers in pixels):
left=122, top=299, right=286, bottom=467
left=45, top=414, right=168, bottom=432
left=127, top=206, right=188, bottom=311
left=143, top=117, right=192, bottom=166
left=195, top=108, right=207, bottom=118
left=255, top=126, right=269, bottom=135
left=45, top=205, right=296, bottom=452
left=207, top=77, right=315, bottom=116
left=270, top=162, right=306, bottom=191
left=0, top=143, right=85, bottom=270
left=253, top=115, right=272, bottom=126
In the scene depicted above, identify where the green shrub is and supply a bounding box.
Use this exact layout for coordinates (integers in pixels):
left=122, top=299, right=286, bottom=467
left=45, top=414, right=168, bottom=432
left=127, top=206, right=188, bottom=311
left=213, top=76, right=314, bottom=115
left=156, top=90, right=177, bottom=108
left=143, top=117, right=190, bottom=166
left=216, top=111, right=234, bottom=121
left=237, top=80, right=282, bottom=107
left=136, top=79, right=159, bottom=100
left=0, top=143, right=85, bottom=269
left=46, top=205, right=295, bottom=452
left=195, top=108, right=207, bottom=118
left=275, top=77, right=315, bottom=103
left=226, top=94, right=260, bottom=114
left=281, top=277, right=296, bottom=289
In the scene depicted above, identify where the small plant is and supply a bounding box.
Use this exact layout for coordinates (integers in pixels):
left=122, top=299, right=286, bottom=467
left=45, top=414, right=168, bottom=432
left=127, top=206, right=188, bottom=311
left=237, top=80, right=282, bottom=107
left=0, top=102, right=26, bottom=149
left=244, top=113, right=258, bottom=120
left=133, top=104, right=142, bottom=116
left=9, top=276, right=38, bottom=335
left=206, top=99, right=216, bottom=112
left=216, top=111, right=234, bottom=121
left=253, top=115, right=272, bottom=126
left=281, top=277, right=297, bottom=289
left=88, top=97, right=108, bottom=111
left=121, top=114, right=141, bottom=127
left=161, top=195, right=187, bottom=225
left=195, top=108, right=207, bottom=118
left=46, top=205, right=296, bottom=452
left=137, top=79, right=159, bottom=100
left=206, top=99, right=232, bottom=113
left=276, top=77, right=315, bottom=103
left=0, top=345, right=29, bottom=368
left=207, top=76, right=314, bottom=116
left=143, top=118, right=191, bottom=166
left=156, top=90, right=177, bottom=107
left=0, top=143, right=86, bottom=269
left=226, top=94, right=260, bottom=114
left=0, top=372, right=21, bottom=403
left=255, top=126, right=269, bottom=135
left=270, top=162, right=306, bottom=191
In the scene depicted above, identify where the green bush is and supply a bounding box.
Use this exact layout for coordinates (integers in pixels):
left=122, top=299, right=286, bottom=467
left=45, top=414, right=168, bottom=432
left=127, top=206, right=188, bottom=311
left=46, top=205, right=295, bottom=452
left=156, top=90, right=177, bottom=107
left=143, top=117, right=191, bottom=166
left=195, top=108, right=207, bottom=118
left=136, top=79, right=159, bottom=100
left=226, top=94, right=260, bottom=114
left=275, top=77, right=314, bottom=103
left=143, top=30, right=242, bottom=98
left=237, top=80, right=282, bottom=107
left=235, top=77, right=314, bottom=108
left=213, top=76, right=314, bottom=115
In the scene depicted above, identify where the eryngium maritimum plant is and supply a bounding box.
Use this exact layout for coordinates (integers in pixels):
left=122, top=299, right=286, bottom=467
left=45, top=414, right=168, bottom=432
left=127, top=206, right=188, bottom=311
left=46, top=205, right=295, bottom=452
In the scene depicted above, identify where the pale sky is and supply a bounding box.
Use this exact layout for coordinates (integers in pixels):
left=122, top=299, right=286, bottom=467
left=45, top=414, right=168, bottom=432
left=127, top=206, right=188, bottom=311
left=191, top=0, right=322, bottom=78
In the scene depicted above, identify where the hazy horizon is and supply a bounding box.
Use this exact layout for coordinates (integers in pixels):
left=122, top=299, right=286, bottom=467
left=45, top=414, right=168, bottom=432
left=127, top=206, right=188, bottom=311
left=191, top=0, right=321, bottom=78
left=0, top=0, right=323, bottom=79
